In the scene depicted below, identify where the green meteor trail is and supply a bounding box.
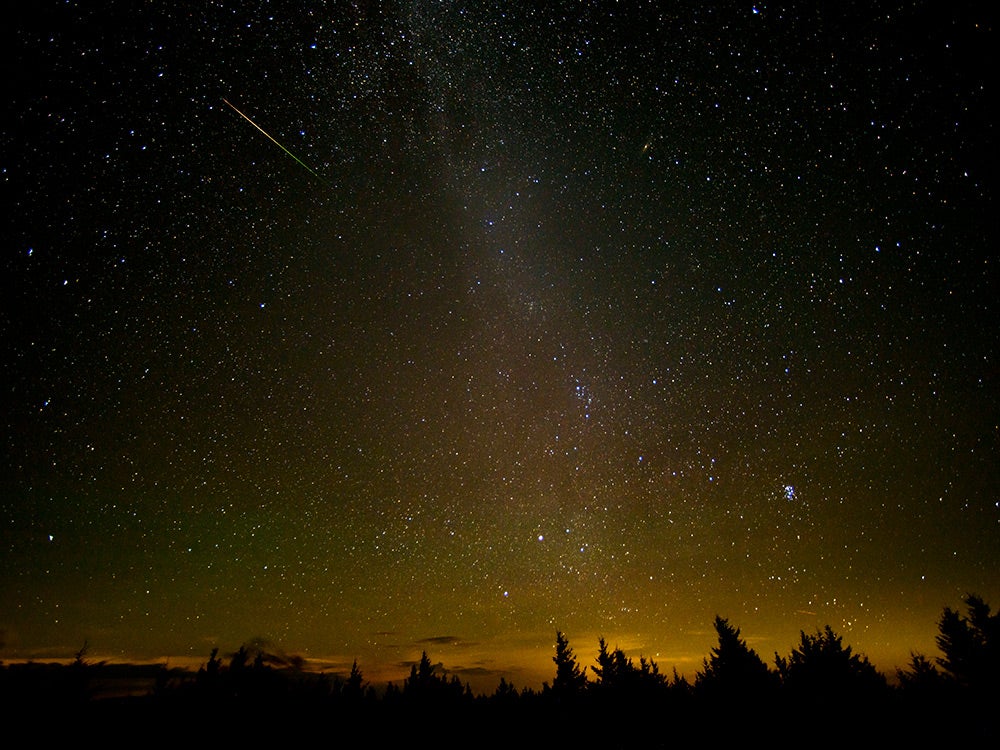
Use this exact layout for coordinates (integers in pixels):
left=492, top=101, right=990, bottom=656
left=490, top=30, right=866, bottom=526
left=223, top=98, right=330, bottom=186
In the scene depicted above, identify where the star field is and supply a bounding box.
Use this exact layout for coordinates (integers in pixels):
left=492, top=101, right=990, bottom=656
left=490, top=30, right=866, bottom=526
left=2, top=1, right=996, bottom=690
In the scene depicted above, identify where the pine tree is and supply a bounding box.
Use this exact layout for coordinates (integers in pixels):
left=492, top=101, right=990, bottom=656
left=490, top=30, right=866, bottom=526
left=404, top=651, right=437, bottom=696
left=591, top=637, right=616, bottom=687
left=776, top=624, right=886, bottom=696
left=551, top=631, right=587, bottom=697
left=935, top=594, right=999, bottom=690
left=345, top=658, right=365, bottom=701
left=696, top=615, right=774, bottom=697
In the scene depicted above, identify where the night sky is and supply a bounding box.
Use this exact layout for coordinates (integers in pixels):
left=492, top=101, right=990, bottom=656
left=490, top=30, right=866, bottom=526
left=3, top=1, right=996, bottom=692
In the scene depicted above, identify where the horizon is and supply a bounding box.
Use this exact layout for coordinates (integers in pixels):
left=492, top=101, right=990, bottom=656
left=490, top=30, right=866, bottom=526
left=0, top=599, right=968, bottom=695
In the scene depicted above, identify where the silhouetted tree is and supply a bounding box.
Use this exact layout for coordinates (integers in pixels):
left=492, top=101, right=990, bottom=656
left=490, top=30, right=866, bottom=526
left=550, top=631, right=587, bottom=697
left=66, top=640, right=94, bottom=705
left=196, top=647, right=223, bottom=692
left=636, top=655, right=668, bottom=690
left=458, top=676, right=474, bottom=701
left=591, top=636, right=618, bottom=687
left=671, top=667, right=692, bottom=696
left=493, top=676, right=519, bottom=705
left=229, top=644, right=250, bottom=674
left=383, top=680, right=402, bottom=705
left=344, top=658, right=365, bottom=702
left=896, top=651, right=949, bottom=700
left=935, top=593, right=999, bottom=691
left=72, top=641, right=89, bottom=668
left=404, top=651, right=436, bottom=696
left=402, top=651, right=465, bottom=705
left=591, top=637, right=667, bottom=695
left=776, top=625, right=887, bottom=698
left=894, top=601, right=1000, bottom=741
left=696, top=616, right=775, bottom=698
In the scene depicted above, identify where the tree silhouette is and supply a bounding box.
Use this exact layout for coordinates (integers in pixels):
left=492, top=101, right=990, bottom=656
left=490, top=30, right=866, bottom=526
left=66, top=640, right=96, bottom=705
left=550, top=630, right=587, bottom=697
left=493, top=675, right=520, bottom=705
left=72, top=641, right=89, bottom=668
left=229, top=644, right=250, bottom=674
left=196, top=647, right=223, bottom=692
left=637, top=655, right=665, bottom=686
left=893, top=600, right=999, bottom=742
left=591, top=636, right=617, bottom=687
left=402, top=651, right=465, bottom=705
left=696, top=616, right=775, bottom=698
left=896, top=652, right=949, bottom=701
left=591, top=637, right=667, bottom=695
left=404, top=651, right=437, bottom=696
left=671, top=667, right=692, bottom=696
left=935, top=593, right=999, bottom=691
left=776, top=624, right=886, bottom=697
left=344, top=658, right=365, bottom=702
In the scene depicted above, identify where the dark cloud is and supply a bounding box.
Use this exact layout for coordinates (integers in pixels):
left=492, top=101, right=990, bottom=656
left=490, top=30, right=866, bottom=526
left=416, top=635, right=466, bottom=646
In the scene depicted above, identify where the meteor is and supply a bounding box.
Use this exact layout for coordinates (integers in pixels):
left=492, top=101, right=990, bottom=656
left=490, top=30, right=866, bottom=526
left=222, top=98, right=330, bottom=186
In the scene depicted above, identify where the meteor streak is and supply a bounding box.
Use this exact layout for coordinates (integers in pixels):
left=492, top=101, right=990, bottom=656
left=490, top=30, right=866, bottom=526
left=223, top=98, right=329, bottom=186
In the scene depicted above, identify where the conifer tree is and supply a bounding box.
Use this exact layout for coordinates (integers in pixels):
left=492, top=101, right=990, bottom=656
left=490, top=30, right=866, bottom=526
left=696, top=615, right=774, bottom=697
left=935, top=594, right=999, bottom=690
left=775, top=624, right=886, bottom=696
left=551, top=631, right=587, bottom=696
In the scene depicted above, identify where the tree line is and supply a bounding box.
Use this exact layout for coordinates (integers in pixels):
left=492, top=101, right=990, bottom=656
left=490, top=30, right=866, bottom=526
left=1, top=594, right=996, bottom=746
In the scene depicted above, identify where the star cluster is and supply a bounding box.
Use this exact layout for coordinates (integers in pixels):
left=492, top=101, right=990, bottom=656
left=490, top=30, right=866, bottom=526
left=2, top=2, right=996, bottom=690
